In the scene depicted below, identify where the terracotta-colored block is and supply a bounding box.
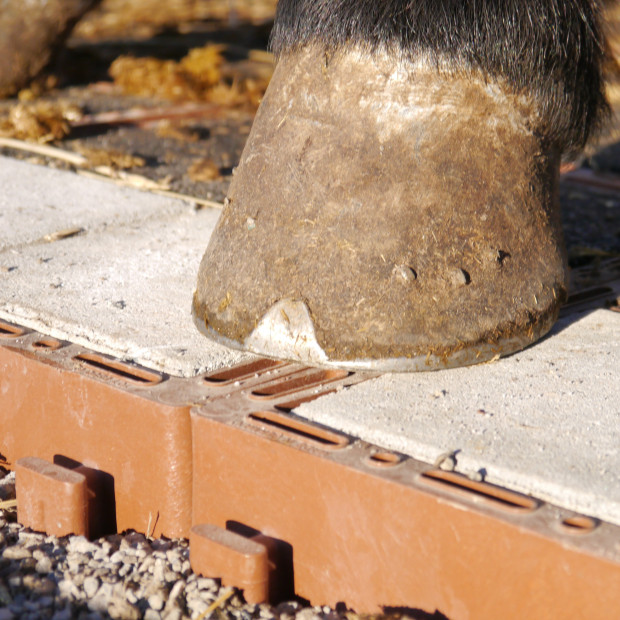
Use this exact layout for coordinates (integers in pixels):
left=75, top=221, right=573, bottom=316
left=16, top=456, right=88, bottom=537
left=0, top=335, right=193, bottom=538
left=190, top=523, right=269, bottom=604
left=191, top=408, right=620, bottom=618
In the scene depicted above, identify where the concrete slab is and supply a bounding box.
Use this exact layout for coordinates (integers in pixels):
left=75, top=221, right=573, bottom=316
left=0, top=157, right=250, bottom=376
left=295, top=307, right=620, bottom=526
left=0, top=156, right=190, bottom=250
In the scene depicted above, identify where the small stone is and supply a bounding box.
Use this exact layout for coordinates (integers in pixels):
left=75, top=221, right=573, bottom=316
left=148, top=593, right=165, bottom=611
left=68, top=536, right=96, bottom=555
left=7, top=575, right=21, bottom=589
left=108, top=598, right=140, bottom=620
left=126, top=589, right=138, bottom=605
left=299, top=609, right=321, bottom=620
left=51, top=608, right=72, bottom=620
left=122, top=564, right=135, bottom=578
left=448, top=267, right=471, bottom=287
left=164, top=581, right=185, bottom=613
left=67, top=552, right=89, bottom=573
left=88, top=583, right=114, bottom=612
left=164, top=570, right=180, bottom=583
left=18, top=531, right=44, bottom=546
left=152, top=559, right=166, bottom=582
left=151, top=540, right=171, bottom=552
left=109, top=551, right=124, bottom=564
left=144, top=610, right=161, bottom=620
left=2, top=546, right=32, bottom=560
left=138, top=556, right=155, bottom=573
left=187, top=599, right=208, bottom=616
left=435, top=452, right=457, bottom=472
left=0, top=609, right=16, bottom=620
left=35, top=556, right=53, bottom=574
left=92, top=548, right=108, bottom=562
left=196, top=577, right=218, bottom=591
left=83, top=576, right=100, bottom=598
left=33, top=577, right=56, bottom=595
left=72, top=572, right=85, bottom=588
left=58, top=579, right=80, bottom=600
left=122, top=532, right=147, bottom=548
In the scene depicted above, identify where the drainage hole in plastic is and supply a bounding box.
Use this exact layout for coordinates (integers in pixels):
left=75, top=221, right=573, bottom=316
left=74, top=353, right=162, bottom=385
left=560, top=515, right=598, bottom=534
left=0, top=320, right=25, bottom=338
left=204, top=358, right=285, bottom=384
left=251, top=369, right=350, bottom=398
left=32, top=338, right=63, bottom=351
left=421, top=470, right=538, bottom=512
left=247, top=411, right=349, bottom=449
left=366, top=451, right=402, bottom=467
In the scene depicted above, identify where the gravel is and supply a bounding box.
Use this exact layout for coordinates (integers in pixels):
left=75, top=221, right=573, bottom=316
left=0, top=469, right=345, bottom=620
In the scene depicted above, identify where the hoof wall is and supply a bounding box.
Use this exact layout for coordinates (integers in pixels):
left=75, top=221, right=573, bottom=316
left=194, top=46, right=568, bottom=371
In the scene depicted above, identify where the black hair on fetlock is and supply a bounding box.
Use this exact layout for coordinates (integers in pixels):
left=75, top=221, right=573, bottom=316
left=270, top=0, right=610, bottom=153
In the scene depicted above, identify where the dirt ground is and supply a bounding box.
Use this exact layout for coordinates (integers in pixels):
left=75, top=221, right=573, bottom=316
left=0, top=0, right=619, bottom=273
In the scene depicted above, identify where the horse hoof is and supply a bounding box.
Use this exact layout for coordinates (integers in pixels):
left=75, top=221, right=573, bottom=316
left=0, top=0, right=100, bottom=97
left=194, top=46, right=573, bottom=371
left=193, top=46, right=569, bottom=371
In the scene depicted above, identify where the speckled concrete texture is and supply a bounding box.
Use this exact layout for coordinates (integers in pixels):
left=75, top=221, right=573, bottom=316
left=0, top=156, right=250, bottom=376
left=295, top=308, right=620, bottom=525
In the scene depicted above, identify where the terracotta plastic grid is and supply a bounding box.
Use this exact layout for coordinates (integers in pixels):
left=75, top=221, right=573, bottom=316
left=1, top=273, right=620, bottom=617
left=0, top=324, right=368, bottom=539
left=189, top=371, right=620, bottom=617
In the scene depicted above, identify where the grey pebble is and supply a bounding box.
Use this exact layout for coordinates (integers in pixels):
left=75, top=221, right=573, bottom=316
left=67, top=536, right=96, bottom=555
left=164, top=569, right=180, bottom=583
left=17, top=531, right=43, bottom=545
left=108, top=598, right=141, bottom=620
left=35, top=556, right=53, bottom=574
left=187, top=599, right=208, bottom=616
left=83, top=575, right=100, bottom=598
left=148, top=592, right=165, bottom=611
left=7, top=575, right=21, bottom=589
left=58, top=578, right=81, bottom=600
left=109, top=550, right=124, bottom=564
left=2, top=546, right=32, bottom=560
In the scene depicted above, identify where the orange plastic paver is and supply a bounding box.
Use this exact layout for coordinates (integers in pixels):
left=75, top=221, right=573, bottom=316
left=190, top=524, right=269, bottom=604
left=190, top=404, right=620, bottom=617
left=15, top=456, right=88, bottom=537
